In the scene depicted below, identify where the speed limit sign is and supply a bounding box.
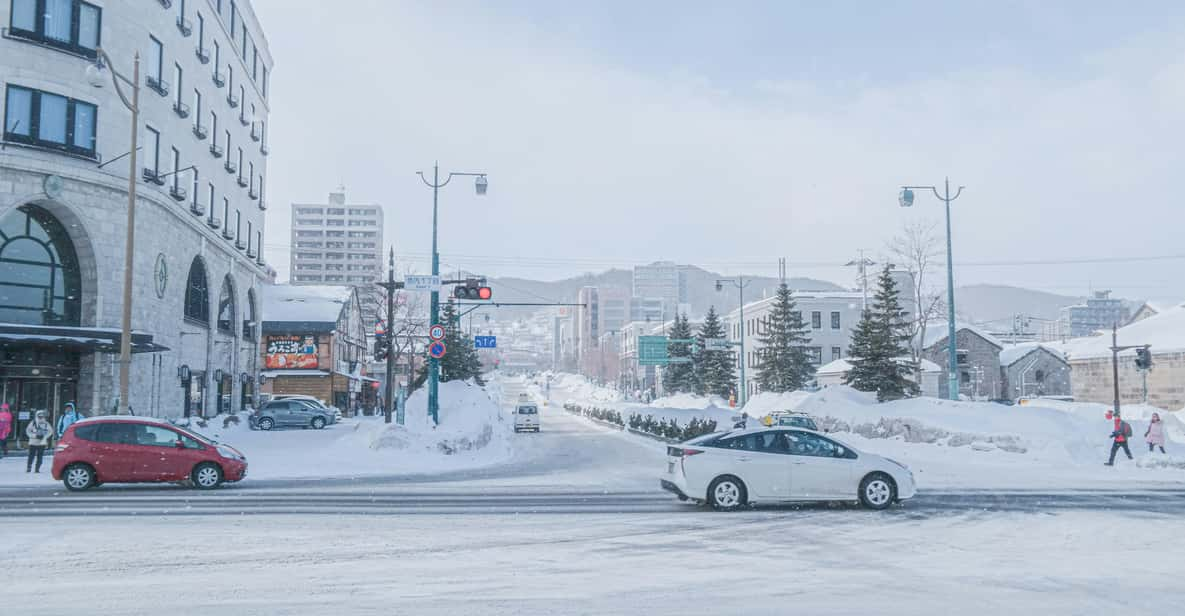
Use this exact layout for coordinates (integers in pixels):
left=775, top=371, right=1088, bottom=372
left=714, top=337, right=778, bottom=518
left=428, top=324, right=446, bottom=341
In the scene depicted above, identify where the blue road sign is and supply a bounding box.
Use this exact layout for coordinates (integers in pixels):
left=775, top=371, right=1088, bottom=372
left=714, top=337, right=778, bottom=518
left=429, top=341, right=447, bottom=359
left=475, top=335, right=497, bottom=349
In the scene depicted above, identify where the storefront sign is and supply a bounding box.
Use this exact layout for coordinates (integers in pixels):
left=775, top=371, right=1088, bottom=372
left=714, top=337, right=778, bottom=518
left=264, top=335, right=319, bottom=369
left=18, top=411, right=30, bottom=420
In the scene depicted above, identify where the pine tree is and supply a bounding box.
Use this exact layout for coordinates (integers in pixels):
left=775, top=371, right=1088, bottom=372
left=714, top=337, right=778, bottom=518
left=414, top=300, right=485, bottom=387
left=695, top=306, right=736, bottom=398
left=663, top=313, right=698, bottom=394
left=754, top=283, right=814, bottom=392
left=844, top=266, right=918, bottom=401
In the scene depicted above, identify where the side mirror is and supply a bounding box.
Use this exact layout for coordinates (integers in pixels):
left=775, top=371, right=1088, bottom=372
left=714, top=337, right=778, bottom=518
left=174, top=440, right=185, bottom=449
left=835, top=446, right=846, bottom=458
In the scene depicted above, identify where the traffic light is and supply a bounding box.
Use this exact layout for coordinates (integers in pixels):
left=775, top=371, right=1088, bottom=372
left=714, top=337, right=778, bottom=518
left=454, top=278, right=492, bottom=300
left=373, top=334, right=389, bottom=361
left=1135, top=346, right=1152, bottom=370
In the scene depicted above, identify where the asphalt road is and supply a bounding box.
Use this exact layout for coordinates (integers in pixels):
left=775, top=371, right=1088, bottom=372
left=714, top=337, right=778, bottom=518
left=3, top=379, right=1183, bottom=517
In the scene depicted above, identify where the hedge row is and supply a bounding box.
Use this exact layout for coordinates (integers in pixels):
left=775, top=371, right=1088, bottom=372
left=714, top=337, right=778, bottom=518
left=563, top=403, right=718, bottom=442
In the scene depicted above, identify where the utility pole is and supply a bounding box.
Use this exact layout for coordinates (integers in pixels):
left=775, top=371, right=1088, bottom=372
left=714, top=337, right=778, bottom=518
left=716, top=276, right=753, bottom=407
left=1109, top=323, right=1149, bottom=414
left=375, top=248, right=404, bottom=424
left=845, top=250, right=876, bottom=312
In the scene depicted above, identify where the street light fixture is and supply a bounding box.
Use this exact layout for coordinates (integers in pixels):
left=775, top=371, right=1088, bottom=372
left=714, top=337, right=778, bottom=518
left=87, top=48, right=141, bottom=415
left=897, top=177, right=965, bottom=401
left=416, top=163, right=488, bottom=424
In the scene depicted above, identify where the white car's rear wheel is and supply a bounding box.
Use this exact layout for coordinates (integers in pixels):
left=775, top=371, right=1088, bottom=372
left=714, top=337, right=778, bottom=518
left=708, top=476, right=747, bottom=511
left=859, top=473, right=896, bottom=510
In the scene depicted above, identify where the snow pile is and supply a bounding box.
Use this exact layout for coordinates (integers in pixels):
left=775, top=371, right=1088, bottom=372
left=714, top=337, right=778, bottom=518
left=648, top=393, right=727, bottom=410
left=1136, top=454, right=1185, bottom=470
left=345, top=380, right=511, bottom=457
left=553, top=374, right=622, bottom=403
left=741, top=390, right=817, bottom=417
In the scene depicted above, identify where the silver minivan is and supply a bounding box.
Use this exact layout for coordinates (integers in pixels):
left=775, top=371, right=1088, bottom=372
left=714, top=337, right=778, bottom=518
left=514, top=404, right=540, bottom=433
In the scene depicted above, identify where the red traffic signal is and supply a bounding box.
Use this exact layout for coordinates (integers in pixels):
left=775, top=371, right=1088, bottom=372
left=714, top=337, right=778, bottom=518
left=477, top=286, right=492, bottom=300
left=454, top=278, right=492, bottom=300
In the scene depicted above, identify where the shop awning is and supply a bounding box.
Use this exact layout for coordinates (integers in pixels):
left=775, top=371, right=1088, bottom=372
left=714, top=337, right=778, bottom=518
left=261, top=369, right=330, bottom=378
left=334, top=370, right=380, bottom=382
left=0, top=324, right=168, bottom=353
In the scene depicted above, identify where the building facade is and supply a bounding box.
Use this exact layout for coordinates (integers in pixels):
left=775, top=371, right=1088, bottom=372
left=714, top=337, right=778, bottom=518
left=1065, top=305, right=1185, bottom=410
left=259, top=285, right=375, bottom=412
left=1059, top=291, right=1131, bottom=338
left=289, top=190, right=384, bottom=329
left=999, top=344, right=1071, bottom=399
left=923, top=326, right=1004, bottom=400
left=1, top=0, right=273, bottom=433
left=632, top=261, right=687, bottom=320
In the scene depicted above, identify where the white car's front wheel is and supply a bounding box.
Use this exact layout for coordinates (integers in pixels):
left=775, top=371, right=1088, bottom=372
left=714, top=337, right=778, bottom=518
left=708, top=476, right=747, bottom=511
left=859, top=473, right=896, bottom=510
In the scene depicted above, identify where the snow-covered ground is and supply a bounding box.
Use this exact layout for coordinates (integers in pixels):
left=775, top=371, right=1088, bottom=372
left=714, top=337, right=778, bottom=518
left=0, top=379, right=512, bottom=487
left=551, top=375, right=1185, bottom=490
left=3, top=508, right=1180, bottom=615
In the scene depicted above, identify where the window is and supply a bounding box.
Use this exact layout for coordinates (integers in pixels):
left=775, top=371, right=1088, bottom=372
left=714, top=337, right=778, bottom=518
left=143, top=126, right=160, bottom=177
left=216, top=276, right=235, bottom=333
left=246, top=220, right=253, bottom=250
left=811, top=311, right=822, bottom=329
left=3, top=85, right=97, bottom=157
left=94, top=423, right=135, bottom=445
left=235, top=209, right=241, bottom=242
left=252, top=48, right=259, bottom=80
left=207, top=182, right=215, bottom=214
left=222, top=198, right=230, bottom=230
left=783, top=431, right=851, bottom=459
left=191, top=168, right=200, bottom=206
left=236, top=147, right=243, bottom=179
left=8, top=0, right=101, bottom=57
left=135, top=425, right=182, bottom=448
left=831, top=311, right=841, bottom=329
left=227, top=64, right=234, bottom=93
left=718, top=432, right=784, bottom=453
left=196, top=11, right=205, bottom=47
left=961, top=371, right=971, bottom=384
left=213, top=41, right=221, bottom=77
left=170, top=147, right=181, bottom=190
left=0, top=204, right=82, bottom=326
left=173, top=63, right=185, bottom=110
left=224, top=130, right=231, bottom=158
left=262, top=66, right=268, bottom=98
left=184, top=257, right=210, bottom=324
left=807, top=347, right=822, bottom=365
left=1034, top=369, right=1046, bottom=383
left=327, top=208, right=345, bottom=215
left=244, top=288, right=257, bottom=339
left=956, top=351, right=969, bottom=366
left=147, top=36, right=166, bottom=94
left=230, top=0, right=237, bottom=36
left=193, top=89, right=203, bottom=129
left=832, top=346, right=842, bottom=361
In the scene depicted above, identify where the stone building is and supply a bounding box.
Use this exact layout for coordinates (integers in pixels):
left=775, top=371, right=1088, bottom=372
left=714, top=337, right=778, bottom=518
left=1064, top=305, right=1185, bottom=410
left=998, top=343, right=1071, bottom=400
left=1, top=0, right=274, bottom=434
left=923, top=324, right=1005, bottom=400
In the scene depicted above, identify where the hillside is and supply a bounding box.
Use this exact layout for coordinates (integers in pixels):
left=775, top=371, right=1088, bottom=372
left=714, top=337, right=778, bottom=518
left=954, top=284, right=1084, bottom=324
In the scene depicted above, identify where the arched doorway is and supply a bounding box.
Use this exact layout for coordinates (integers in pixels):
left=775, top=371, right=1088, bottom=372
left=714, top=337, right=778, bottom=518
left=182, top=257, right=209, bottom=417
left=215, top=276, right=236, bottom=414
left=0, top=204, right=82, bottom=444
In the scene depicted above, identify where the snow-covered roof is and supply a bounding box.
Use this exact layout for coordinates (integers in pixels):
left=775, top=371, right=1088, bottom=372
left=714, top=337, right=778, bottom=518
left=922, top=322, right=1005, bottom=350
left=262, top=285, right=353, bottom=324
left=999, top=342, right=1069, bottom=367
left=727, top=290, right=865, bottom=319
left=816, top=357, right=940, bottom=375
left=1064, top=304, right=1185, bottom=360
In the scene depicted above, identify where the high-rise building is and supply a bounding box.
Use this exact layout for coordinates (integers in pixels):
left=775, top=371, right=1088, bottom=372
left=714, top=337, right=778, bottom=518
left=1058, top=291, right=1131, bottom=337
left=1, top=0, right=274, bottom=421
left=632, top=261, right=687, bottom=319
left=289, top=190, right=385, bottom=330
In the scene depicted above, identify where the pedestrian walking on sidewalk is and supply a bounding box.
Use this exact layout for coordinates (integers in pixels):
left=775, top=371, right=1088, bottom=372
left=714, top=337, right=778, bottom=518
left=26, top=410, right=52, bottom=473
left=56, top=401, right=83, bottom=437
left=0, top=403, right=13, bottom=459
left=1104, top=409, right=1133, bottom=466
left=1145, top=412, right=1167, bottom=454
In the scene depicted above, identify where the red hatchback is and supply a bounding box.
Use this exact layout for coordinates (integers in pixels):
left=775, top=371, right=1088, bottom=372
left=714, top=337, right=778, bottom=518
left=52, top=417, right=247, bottom=491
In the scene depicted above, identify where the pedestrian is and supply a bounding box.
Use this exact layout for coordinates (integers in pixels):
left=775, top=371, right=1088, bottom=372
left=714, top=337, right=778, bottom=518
left=1145, top=412, right=1167, bottom=454
left=26, top=410, right=52, bottom=473
left=56, top=401, right=84, bottom=437
left=1104, top=409, right=1134, bottom=466
left=0, top=402, right=13, bottom=459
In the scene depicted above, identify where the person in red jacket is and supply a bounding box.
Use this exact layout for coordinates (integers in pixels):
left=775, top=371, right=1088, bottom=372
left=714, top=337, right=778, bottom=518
left=0, top=402, right=12, bottom=459
left=1104, top=409, right=1133, bottom=466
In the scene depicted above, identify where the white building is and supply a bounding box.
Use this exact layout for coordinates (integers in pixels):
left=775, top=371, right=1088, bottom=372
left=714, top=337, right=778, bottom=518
left=816, top=357, right=942, bottom=398
left=1, top=0, right=273, bottom=425
left=632, top=261, right=687, bottom=320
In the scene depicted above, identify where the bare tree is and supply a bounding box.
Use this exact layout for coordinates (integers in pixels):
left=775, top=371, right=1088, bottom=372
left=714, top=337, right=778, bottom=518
left=887, top=221, right=946, bottom=363
left=386, top=285, right=428, bottom=390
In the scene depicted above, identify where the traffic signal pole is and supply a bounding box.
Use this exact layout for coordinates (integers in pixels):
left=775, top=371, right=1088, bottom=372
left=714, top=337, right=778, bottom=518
left=1110, top=323, right=1151, bottom=414
left=385, top=249, right=397, bottom=424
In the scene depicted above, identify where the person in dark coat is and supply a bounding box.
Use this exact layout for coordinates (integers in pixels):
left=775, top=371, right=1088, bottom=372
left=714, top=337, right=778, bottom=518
left=1104, top=409, right=1133, bottom=466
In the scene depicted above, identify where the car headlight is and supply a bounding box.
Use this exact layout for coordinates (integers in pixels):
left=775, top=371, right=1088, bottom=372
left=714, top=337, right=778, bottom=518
left=216, top=445, right=244, bottom=461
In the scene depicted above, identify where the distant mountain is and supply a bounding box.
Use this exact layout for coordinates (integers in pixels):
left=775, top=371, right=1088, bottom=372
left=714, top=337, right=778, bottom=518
left=953, top=284, right=1085, bottom=325
left=483, top=266, right=844, bottom=321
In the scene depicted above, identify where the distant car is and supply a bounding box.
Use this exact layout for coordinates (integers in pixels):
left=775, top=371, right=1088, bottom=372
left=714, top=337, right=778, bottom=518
left=988, top=398, right=1015, bottom=406
left=514, top=404, right=540, bottom=433
left=765, top=410, right=819, bottom=431
left=52, top=417, right=247, bottom=491
left=249, top=399, right=335, bottom=430
left=660, top=427, right=916, bottom=511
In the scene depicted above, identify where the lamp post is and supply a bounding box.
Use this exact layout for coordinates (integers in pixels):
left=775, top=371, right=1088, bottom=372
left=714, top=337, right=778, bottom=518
left=416, top=163, right=487, bottom=424
left=87, top=49, right=140, bottom=415
left=899, top=178, right=965, bottom=401
left=716, top=276, right=752, bottom=407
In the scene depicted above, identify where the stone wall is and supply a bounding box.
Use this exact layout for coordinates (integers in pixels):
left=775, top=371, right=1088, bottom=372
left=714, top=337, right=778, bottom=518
left=1070, top=352, right=1185, bottom=411
left=1002, top=348, right=1072, bottom=399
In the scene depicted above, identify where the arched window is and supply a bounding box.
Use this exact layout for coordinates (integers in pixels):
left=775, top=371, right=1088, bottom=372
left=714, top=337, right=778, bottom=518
left=1034, top=369, right=1046, bottom=383
left=184, top=257, right=209, bottom=324
left=217, top=276, right=236, bottom=334
left=0, top=204, right=81, bottom=326
left=244, top=288, right=257, bottom=341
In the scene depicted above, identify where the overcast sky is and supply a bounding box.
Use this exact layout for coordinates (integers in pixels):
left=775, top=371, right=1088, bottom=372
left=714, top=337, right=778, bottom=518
left=253, top=0, right=1185, bottom=302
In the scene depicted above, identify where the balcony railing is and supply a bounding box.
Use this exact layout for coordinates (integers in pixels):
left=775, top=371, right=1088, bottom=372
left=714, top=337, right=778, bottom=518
left=258, top=200, right=267, bottom=211
left=236, top=175, right=249, bottom=188
left=235, top=238, right=246, bottom=250
left=209, top=143, right=224, bottom=158
left=176, top=16, right=192, bottom=36
left=193, top=123, right=208, bottom=140
left=250, top=126, right=261, bottom=142
left=255, top=254, right=265, bottom=266
left=142, top=168, right=165, bottom=185
left=224, top=160, right=237, bottom=174
left=239, top=114, right=251, bottom=127
left=190, top=202, right=206, bottom=216
left=246, top=247, right=258, bottom=259
left=227, top=93, right=240, bottom=108
left=260, top=143, right=269, bottom=156
left=169, top=185, right=188, bottom=202
left=222, top=226, right=235, bottom=240
left=172, top=100, right=190, bottom=119
left=206, top=216, right=222, bottom=229
left=212, top=71, right=225, bottom=88
left=248, top=187, right=259, bottom=200
left=146, top=75, right=169, bottom=97
left=195, top=46, right=210, bottom=64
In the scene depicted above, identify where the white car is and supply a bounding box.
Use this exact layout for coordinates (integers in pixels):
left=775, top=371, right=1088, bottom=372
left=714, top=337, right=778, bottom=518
left=514, top=404, right=540, bottom=433
left=660, top=427, right=916, bottom=511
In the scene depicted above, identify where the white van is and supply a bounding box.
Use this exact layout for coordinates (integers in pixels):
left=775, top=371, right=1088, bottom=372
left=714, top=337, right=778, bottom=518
left=514, top=404, right=540, bottom=433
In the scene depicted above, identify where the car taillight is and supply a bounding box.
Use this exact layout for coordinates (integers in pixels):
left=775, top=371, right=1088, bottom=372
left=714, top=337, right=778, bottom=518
left=667, top=447, right=703, bottom=457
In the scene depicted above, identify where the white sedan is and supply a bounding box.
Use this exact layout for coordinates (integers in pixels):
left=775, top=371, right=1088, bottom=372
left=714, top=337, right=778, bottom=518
left=660, top=427, right=916, bottom=511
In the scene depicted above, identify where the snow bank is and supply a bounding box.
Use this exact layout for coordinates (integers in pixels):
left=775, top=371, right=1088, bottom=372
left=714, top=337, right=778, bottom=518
left=648, top=393, right=727, bottom=410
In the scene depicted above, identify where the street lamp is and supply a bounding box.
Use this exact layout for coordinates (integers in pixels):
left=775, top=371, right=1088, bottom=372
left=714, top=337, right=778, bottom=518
left=898, top=177, right=965, bottom=401
left=416, top=163, right=488, bottom=424
left=717, top=276, right=752, bottom=407
left=88, top=49, right=141, bottom=415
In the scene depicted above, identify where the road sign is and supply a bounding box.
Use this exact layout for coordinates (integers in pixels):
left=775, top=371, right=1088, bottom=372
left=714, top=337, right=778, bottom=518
left=429, top=341, right=447, bottom=359
left=704, top=338, right=732, bottom=352
left=428, top=324, right=446, bottom=341
left=475, top=335, right=497, bottom=349
left=638, top=336, right=669, bottom=366
left=404, top=275, right=442, bottom=292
